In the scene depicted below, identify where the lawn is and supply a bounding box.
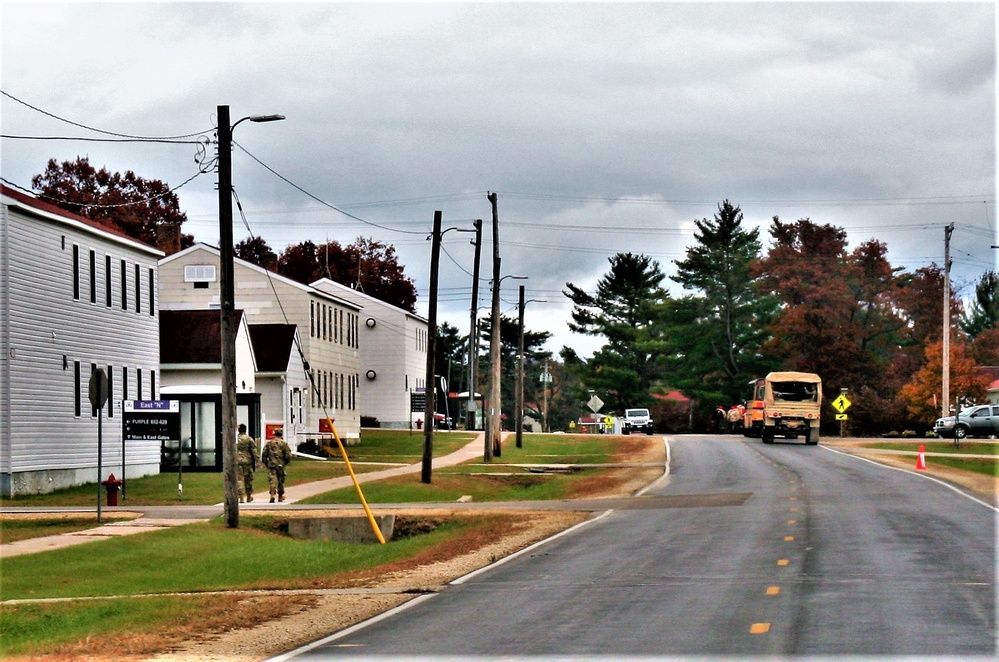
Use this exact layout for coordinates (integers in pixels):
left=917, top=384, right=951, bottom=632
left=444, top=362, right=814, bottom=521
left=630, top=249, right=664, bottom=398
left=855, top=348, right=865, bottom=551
left=0, top=512, right=509, bottom=657
left=0, top=515, right=140, bottom=544
left=857, top=440, right=998, bottom=477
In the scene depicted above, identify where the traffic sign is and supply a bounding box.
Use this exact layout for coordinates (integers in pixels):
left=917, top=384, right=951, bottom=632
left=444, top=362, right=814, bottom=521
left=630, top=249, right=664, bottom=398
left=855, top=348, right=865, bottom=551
left=587, top=395, right=604, bottom=413
left=832, top=394, right=852, bottom=413
left=88, top=368, right=109, bottom=409
left=835, top=413, right=849, bottom=421
left=123, top=400, right=180, bottom=441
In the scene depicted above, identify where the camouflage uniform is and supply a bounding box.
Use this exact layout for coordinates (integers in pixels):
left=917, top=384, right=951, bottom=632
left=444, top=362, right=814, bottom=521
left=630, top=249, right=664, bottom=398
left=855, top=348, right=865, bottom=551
left=261, top=430, right=292, bottom=502
left=236, top=428, right=259, bottom=502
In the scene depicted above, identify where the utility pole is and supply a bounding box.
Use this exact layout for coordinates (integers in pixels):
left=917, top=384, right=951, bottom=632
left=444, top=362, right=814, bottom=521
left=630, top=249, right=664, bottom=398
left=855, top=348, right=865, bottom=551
left=217, top=105, right=240, bottom=529
left=487, top=192, right=501, bottom=460
left=467, top=219, right=482, bottom=434
left=516, top=284, right=525, bottom=448
left=422, top=211, right=442, bottom=483
left=542, top=358, right=550, bottom=433
left=942, top=223, right=954, bottom=418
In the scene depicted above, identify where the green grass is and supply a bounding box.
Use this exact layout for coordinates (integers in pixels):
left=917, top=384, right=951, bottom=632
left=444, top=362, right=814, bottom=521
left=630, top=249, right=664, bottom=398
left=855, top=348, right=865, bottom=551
left=0, top=516, right=476, bottom=601
left=1, top=594, right=226, bottom=657
left=298, top=433, right=624, bottom=505
left=926, top=456, right=999, bottom=477
left=862, top=441, right=999, bottom=455
left=0, top=430, right=477, bottom=507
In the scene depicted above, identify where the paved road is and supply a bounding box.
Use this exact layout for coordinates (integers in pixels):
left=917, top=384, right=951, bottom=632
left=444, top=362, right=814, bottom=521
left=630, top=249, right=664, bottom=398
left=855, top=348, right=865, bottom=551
left=283, top=435, right=996, bottom=658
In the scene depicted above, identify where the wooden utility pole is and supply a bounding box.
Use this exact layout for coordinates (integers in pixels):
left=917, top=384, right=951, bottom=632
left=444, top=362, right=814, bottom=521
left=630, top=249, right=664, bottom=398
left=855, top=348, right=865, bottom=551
left=217, top=105, right=240, bottom=529
left=422, top=211, right=442, bottom=483
left=488, top=192, right=501, bottom=459
left=942, top=223, right=954, bottom=418
left=467, top=219, right=482, bottom=433
left=516, top=284, right=525, bottom=448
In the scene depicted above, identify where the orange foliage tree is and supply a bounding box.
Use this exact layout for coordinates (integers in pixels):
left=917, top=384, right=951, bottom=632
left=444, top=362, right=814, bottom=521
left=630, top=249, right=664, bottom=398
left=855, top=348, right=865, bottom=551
left=899, top=338, right=989, bottom=423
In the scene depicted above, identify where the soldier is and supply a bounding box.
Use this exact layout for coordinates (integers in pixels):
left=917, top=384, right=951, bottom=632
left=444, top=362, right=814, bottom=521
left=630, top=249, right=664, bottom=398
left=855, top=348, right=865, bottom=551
left=236, top=424, right=259, bottom=503
left=261, top=428, right=292, bottom=503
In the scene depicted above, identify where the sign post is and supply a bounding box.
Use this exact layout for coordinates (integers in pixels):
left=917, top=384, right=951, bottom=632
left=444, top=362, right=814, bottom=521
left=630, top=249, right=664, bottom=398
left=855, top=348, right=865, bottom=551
left=88, top=369, right=109, bottom=522
left=832, top=389, right=852, bottom=437
left=124, top=400, right=180, bottom=498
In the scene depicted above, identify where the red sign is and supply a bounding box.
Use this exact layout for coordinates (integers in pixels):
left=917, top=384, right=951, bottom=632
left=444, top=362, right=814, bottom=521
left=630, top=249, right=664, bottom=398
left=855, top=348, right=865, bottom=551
left=265, top=423, right=284, bottom=439
left=318, top=418, right=335, bottom=433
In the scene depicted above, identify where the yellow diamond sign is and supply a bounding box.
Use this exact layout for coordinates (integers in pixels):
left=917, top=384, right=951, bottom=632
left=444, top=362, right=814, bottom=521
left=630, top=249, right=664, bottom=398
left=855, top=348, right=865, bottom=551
left=832, top=394, right=852, bottom=413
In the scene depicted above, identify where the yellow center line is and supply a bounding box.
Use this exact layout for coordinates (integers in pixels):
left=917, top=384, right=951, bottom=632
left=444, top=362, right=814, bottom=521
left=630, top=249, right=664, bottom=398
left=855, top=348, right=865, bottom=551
left=766, top=586, right=780, bottom=595
left=784, top=536, right=794, bottom=541
left=777, top=559, right=789, bottom=566
left=750, top=623, right=771, bottom=634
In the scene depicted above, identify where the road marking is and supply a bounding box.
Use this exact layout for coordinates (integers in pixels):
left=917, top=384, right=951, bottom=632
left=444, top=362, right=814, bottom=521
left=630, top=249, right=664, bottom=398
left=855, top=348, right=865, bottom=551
left=777, top=559, right=789, bottom=566
left=750, top=623, right=771, bottom=634
left=790, top=507, right=799, bottom=512
left=766, top=586, right=780, bottom=595
left=789, top=496, right=797, bottom=501
left=787, top=520, right=796, bottom=525
left=784, top=536, right=794, bottom=541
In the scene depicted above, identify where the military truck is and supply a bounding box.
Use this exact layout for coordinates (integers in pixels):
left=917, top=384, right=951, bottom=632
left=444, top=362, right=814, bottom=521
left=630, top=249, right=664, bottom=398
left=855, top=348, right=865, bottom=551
left=745, top=372, right=822, bottom=445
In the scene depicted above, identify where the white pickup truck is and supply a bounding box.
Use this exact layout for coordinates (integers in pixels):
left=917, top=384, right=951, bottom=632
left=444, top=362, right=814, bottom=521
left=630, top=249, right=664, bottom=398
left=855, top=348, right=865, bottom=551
left=621, top=408, right=655, bottom=435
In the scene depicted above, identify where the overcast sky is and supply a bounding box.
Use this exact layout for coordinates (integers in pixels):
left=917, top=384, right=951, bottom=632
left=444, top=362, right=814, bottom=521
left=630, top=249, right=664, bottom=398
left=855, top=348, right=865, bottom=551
left=2, top=2, right=995, bottom=357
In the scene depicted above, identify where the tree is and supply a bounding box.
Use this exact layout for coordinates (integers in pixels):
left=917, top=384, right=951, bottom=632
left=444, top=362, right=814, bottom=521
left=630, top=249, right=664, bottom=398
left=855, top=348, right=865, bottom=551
left=563, top=252, right=670, bottom=410
left=669, top=200, right=778, bottom=406
left=962, top=271, right=999, bottom=338
left=899, top=339, right=989, bottom=424
left=32, top=157, right=194, bottom=250
left=234, top=236, right=277, bottom=270
left=277, top=237, right=417, bottom=312
left=478, top=313, right=552, bottom=425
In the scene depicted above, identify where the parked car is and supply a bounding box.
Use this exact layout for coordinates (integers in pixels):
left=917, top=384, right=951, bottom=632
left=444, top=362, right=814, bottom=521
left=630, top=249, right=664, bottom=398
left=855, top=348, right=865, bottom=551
left=933, top=404, right=999, bottom=439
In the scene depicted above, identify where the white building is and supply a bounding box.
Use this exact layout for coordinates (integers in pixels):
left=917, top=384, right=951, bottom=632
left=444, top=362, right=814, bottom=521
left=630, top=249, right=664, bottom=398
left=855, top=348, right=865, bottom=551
left=248, top=323, right=309, bottom=441
left=1, top=185, right=162, bottom=496
left=158, top=244, right=362, bottom=445
left=311, top=278, right=428, bottom=429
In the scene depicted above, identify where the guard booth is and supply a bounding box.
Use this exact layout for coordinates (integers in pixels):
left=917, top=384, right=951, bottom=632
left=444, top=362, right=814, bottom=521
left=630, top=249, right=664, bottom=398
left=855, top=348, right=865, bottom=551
left=158, top=391, right=261, bottom=471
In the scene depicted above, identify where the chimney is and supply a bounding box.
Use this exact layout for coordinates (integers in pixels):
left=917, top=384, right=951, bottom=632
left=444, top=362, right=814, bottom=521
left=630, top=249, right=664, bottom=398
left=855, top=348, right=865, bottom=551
left=158, top=223, right=182, bottom=256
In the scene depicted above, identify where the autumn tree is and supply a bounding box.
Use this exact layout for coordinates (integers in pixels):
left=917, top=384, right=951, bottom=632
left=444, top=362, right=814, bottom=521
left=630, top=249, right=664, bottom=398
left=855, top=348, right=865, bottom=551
left=899, top=339, right=989, bottom=424
left=668, top=200, right=778, bottom=406
left=563, top=252, right=670, bottom=410
left=276, top=237, right=417, bottom=312
left=32, top=157, right=193, bottom=250
left=234, top=236, right=277, bottom=270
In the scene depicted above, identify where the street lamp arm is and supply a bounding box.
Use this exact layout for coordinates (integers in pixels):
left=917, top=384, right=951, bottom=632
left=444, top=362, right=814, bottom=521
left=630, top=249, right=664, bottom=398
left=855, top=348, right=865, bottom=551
left=231, top=114, right=286, bottom=131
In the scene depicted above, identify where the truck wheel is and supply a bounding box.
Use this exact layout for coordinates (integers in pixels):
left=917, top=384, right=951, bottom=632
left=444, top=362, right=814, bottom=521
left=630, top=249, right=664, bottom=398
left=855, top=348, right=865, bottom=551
left=955, top=425, right=968, bottom=440
left=762, top=430, right=774, bottom=444
left=805, top=428, right=819, bottom=445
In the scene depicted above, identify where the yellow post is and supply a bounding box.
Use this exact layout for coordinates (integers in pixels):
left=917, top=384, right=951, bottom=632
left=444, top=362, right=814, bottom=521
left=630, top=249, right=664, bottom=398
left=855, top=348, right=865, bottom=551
left=326, top=418, right=386, bottom=544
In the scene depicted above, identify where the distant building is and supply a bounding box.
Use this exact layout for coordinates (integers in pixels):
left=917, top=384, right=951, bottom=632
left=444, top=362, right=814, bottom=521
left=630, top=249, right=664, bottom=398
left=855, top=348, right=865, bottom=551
left=248, top=323, right=309, bottom=441
left=1, top=185, right=162, bottom=496
left=158, top=309, right=260, bottom=471
left=158, top=244, right=362, bottom=445
left=310, top=278, right=428, bottom=429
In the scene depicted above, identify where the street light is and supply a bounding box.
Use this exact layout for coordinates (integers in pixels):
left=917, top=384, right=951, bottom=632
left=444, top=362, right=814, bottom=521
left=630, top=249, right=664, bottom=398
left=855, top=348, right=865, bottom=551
left=516, top=287, right=546, bottom=448
left=218, top=105, right=284, bottom=529
left=487, top=271, right=527, bottom=459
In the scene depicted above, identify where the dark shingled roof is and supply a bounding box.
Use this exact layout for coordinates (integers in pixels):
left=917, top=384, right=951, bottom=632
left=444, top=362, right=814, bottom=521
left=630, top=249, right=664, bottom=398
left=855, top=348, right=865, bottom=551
left=160, top=309, right=243, bottom=364
left=248, top=324, right=297, bottom=372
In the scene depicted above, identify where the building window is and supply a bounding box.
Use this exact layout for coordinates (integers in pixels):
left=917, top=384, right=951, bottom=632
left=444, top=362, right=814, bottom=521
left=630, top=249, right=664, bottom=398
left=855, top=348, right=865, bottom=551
left=184, top=264, right=216, bottom=283
left=137, top=368, right=143, bottom=401
left=89, top=250, right=97, bottom=304
left=72, top=245, right=80, bottom=300
left=107, top=365, right=114, bottom=418
left=322, top=304, right=327, bottom=340
left=150, top=370, right=156, bottom=399
left=105, top=255, right=113, bottom=307
left=122, top=366, right=129, bottom=402
left=74, top=361, right=81, bottom=417
left=121, top=259, right=128, bottom=310
left=148, top=267, right=155, bottom=316
left=310, top=301, right=315, bottom=337
left=135, top=263, right=141, bottom=313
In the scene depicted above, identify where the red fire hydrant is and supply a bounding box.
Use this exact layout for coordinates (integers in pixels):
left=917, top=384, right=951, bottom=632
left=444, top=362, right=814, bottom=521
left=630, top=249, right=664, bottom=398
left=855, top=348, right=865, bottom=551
left=102, top=474, right=123, bottom=506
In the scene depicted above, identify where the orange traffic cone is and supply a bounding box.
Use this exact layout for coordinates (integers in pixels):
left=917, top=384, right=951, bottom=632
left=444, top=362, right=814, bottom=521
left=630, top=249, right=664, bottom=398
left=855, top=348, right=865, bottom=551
left=916, top=445, right=927, bottom=471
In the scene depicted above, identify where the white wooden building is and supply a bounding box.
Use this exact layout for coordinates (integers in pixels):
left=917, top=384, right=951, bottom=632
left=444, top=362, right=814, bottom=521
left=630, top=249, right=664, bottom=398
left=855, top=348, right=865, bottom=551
left=310, top=278, right=428, bottom=429
left=248, top=323, right=310, bottom=442
left=1, top=185, right=163, bottom=496
left=158, top=244, right=362, bottom=445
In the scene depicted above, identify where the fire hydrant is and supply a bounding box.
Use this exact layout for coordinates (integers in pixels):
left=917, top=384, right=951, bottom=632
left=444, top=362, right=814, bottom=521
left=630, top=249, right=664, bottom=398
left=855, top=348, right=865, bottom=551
left=102, top=474, right=123, bottom=506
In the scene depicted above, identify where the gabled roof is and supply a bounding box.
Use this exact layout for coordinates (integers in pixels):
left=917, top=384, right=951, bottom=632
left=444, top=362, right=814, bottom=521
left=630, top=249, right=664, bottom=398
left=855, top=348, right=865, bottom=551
left=159, top=243, right=360, bottom=310
left=249, top=324, right=298, bottom=372
left=1, top=183, right=163, bottom=256
left=160, top=309, right=245, bottom=364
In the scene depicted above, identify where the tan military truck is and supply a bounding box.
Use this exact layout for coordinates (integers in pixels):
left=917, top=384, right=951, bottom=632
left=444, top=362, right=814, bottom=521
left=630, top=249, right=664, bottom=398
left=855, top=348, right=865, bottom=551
left=756, top=371, right=822, bottom=445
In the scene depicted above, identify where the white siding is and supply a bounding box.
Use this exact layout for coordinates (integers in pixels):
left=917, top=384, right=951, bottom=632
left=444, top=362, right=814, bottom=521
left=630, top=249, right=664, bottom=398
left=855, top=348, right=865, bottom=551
left=159, top=246, right=362, bottom=440
left=310, top=279, right=428, bottom=428
left=1, top=194, right=162, bottom=495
